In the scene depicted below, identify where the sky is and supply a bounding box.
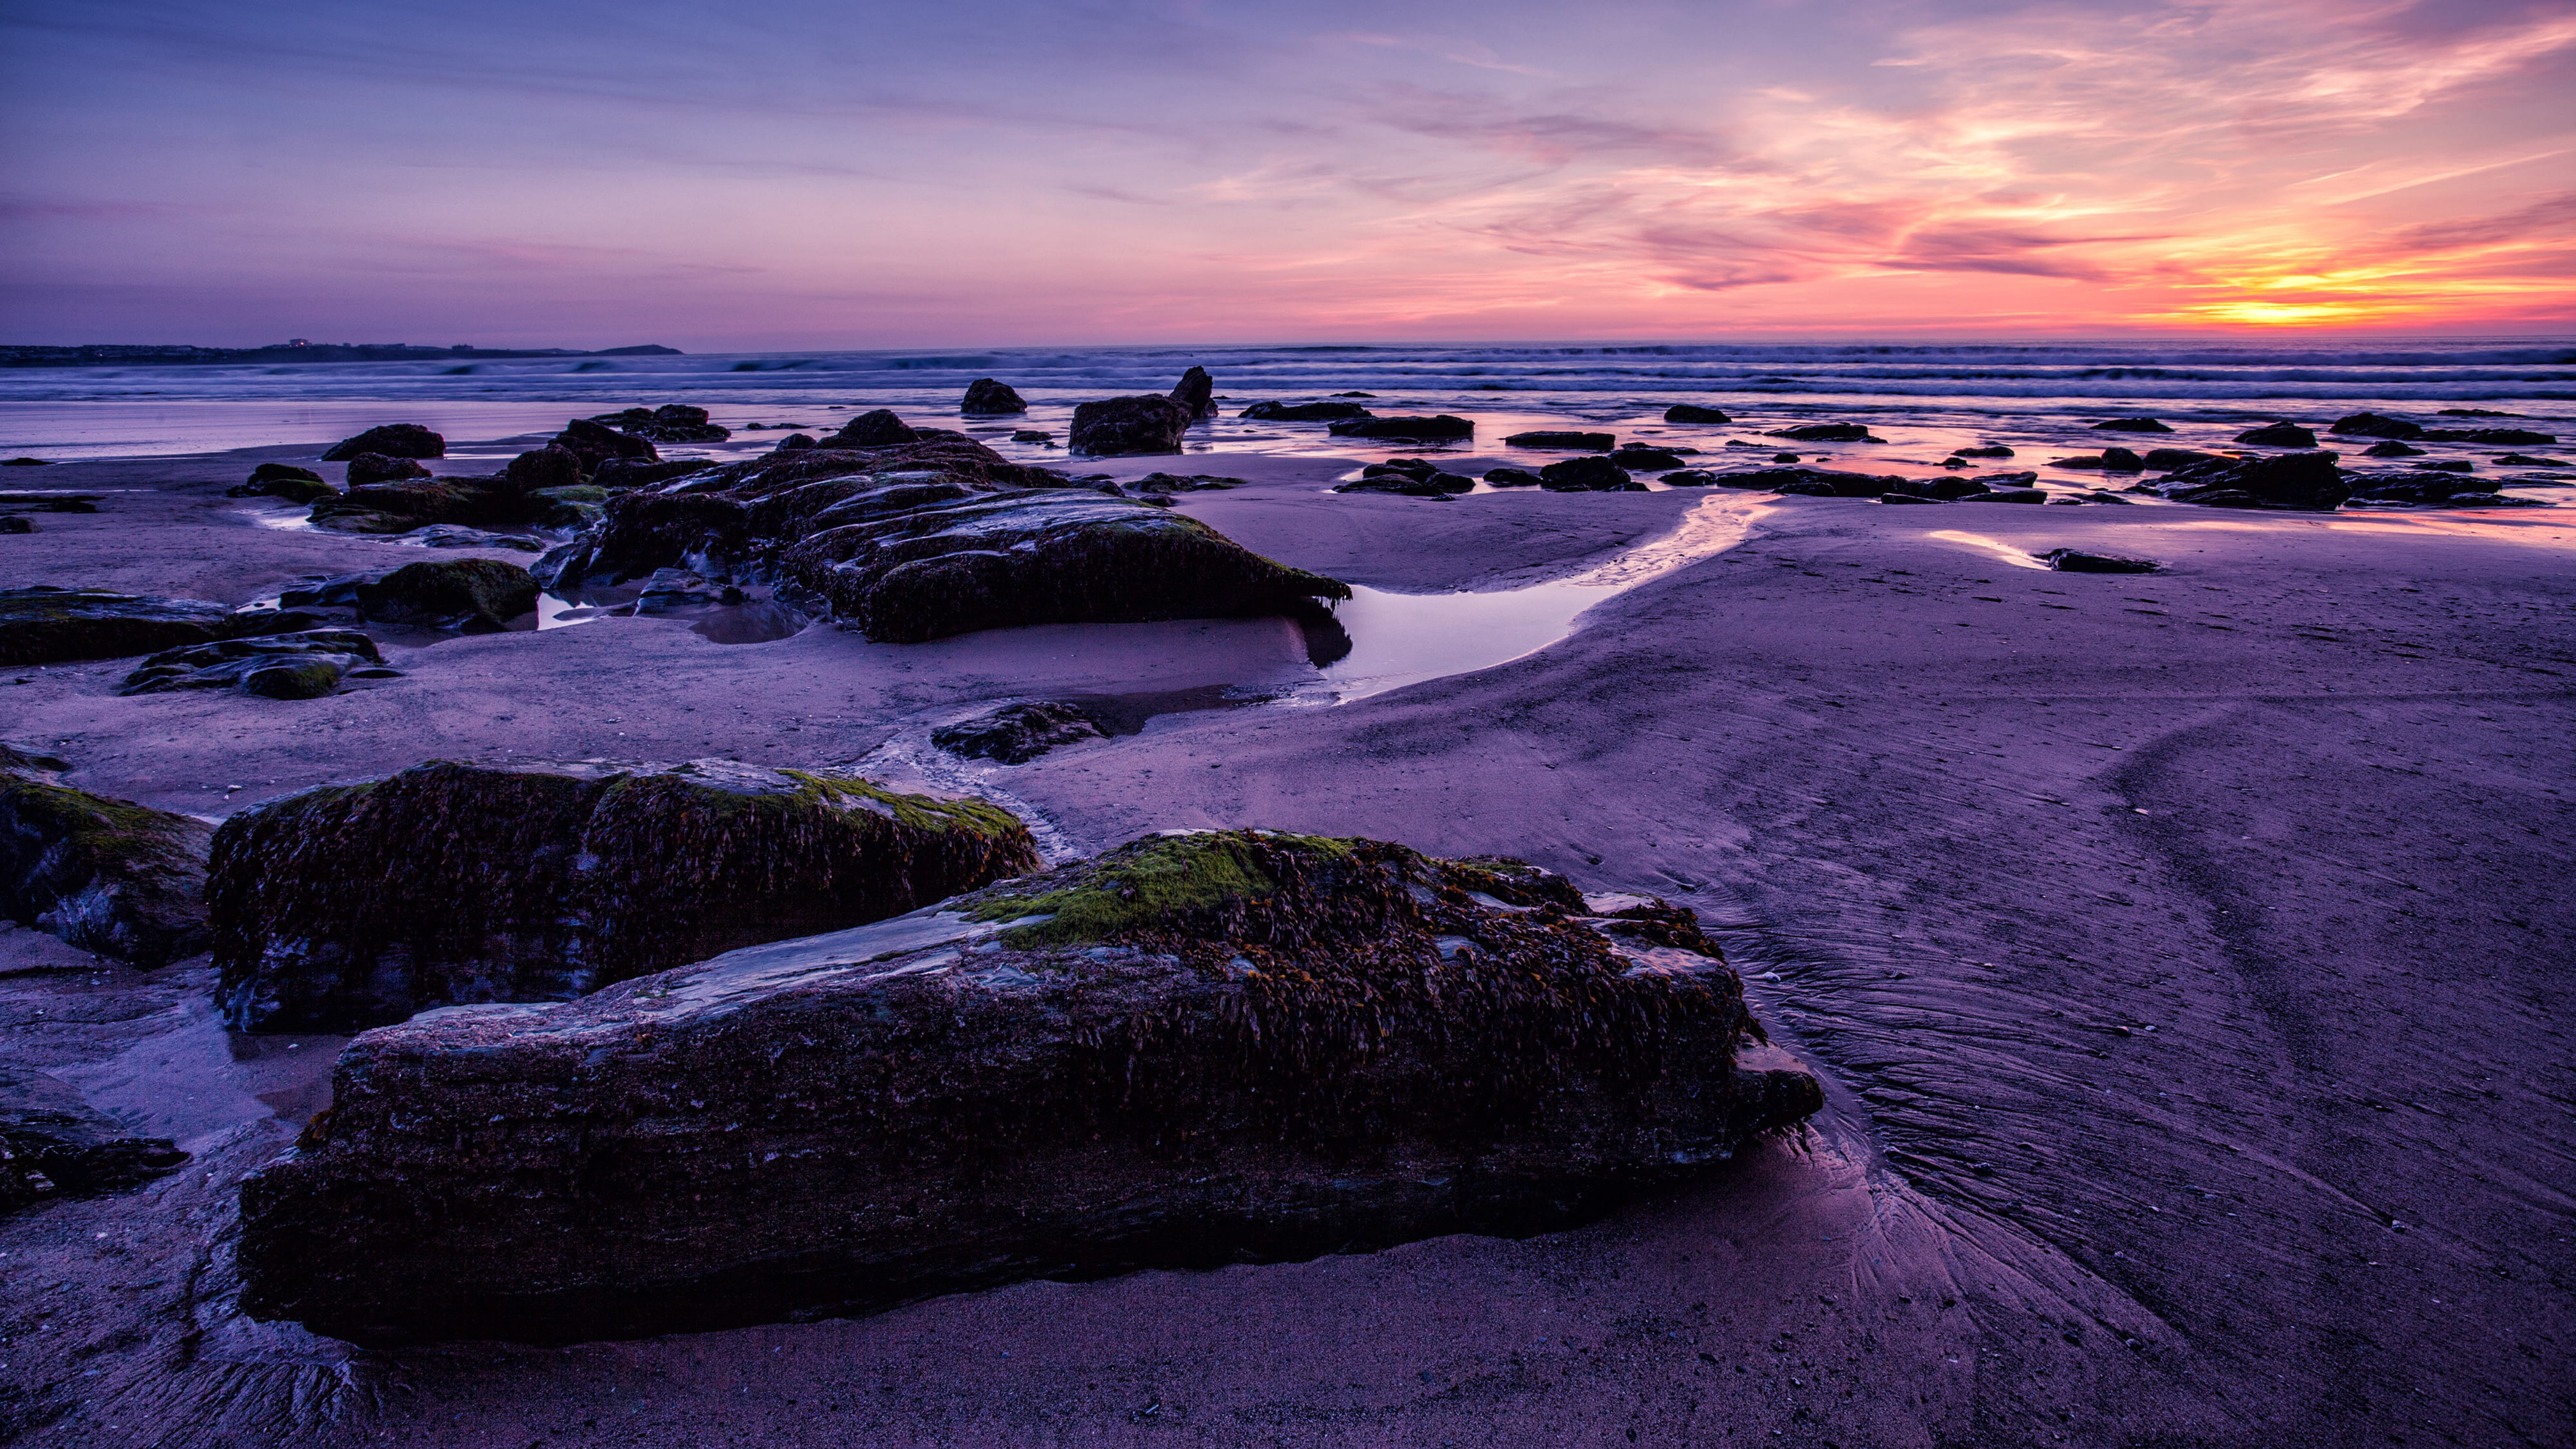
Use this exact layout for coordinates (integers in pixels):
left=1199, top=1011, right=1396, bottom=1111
left=2, top=0, right=2571, bottom=348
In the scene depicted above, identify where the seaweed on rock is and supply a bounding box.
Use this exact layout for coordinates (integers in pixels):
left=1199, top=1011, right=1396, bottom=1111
left=236, top=829, right=1820, bottom=1344
left=0, top=768, right=211, bottom=967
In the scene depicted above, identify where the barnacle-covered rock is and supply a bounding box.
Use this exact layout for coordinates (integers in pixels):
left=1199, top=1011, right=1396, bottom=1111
left=236, top=829, right=1819, bottom=1343
left=208, top=759, right=1042, bottom=1033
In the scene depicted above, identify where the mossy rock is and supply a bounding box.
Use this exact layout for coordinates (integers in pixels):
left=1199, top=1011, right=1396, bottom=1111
left=355, top=558, right=539, bottom=631
left=208, top=759, right=1044, bottom=1032
left=118, top=628, right=380, bottom=698
left=1, top=770, right=211, bottom=967
left=0, top=586, right=310, bottom=666
left=235, top=828, right=1818, bottom=1343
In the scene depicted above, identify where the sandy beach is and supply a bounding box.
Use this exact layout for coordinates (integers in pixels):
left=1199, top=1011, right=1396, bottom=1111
left=3, top=418, right=2569, bottom=1448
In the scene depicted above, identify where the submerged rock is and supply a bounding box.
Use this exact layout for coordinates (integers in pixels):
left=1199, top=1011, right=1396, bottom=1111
left=354, top=558, right=538, bottom=632
left=1662, top=404, right=1731, bottom=424
left=0, top=586, right=309, bottom=666
left=1953, top=444, right=2015, bottom=458
left=236, top=829, right=1821, bottom=1344
left=2233, top=421, right=2318, bottom=447
left=118, top=629, right=384, bottom=699
left=1718, top=466, right=1907, bottom=498
left=1070, top=395, right=1190, bottom=456
left=780, top=490, right=1349, bottom=642
left=1503, top=431, right=1615, bottom=451
left=1765, top=422, right=1881, bottom=443
left=2, top=1065, right=188, bottom=1214
left=933, top=701, right=1107, bottom=764
left=2422, top=427, right=2558, bottom=446
left=586, top=404, right=730, bottom=443
left=1238, top=400, right=1373, bottom=422
left=1328, top=415, right=1474, bottom=441
left=1, top=766, right=211, bottom=967
left=320, top=424, right=444, bottom=461
left=209, top=759, right=1043, bottom=1033
left=2091, top=417, right=2174, bottom=433
left=961, top=379, right=1027, bottom=415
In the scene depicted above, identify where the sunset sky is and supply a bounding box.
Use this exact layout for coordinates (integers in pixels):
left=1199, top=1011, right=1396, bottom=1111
left=4, top=0, right=2570, bottom=348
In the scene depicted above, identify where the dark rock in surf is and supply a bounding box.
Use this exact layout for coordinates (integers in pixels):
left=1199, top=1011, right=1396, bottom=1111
left=1658, top=470, right=1722, bottom=487
left=1886, top=475, right=1995, bottom=501
left=2328, top=412, right=2423, bottom=440
left=2162, top=451, right=2350, bottom=511
left=0, top=586, right=311, bottom=666
left=2422, top=427, right=2557, bottom=446
left=1133, top=473, right=1243, bottom=494
left=2493, top=454, right=2567, bottom=467
left=1765, top=422, right=1880, bottom=443
left=1539, top=457, right=1640, bottom=492
left=1328, top=415, right=1474, bottom=442
left=2091, top=418, right=2174, bottom=433
left=320, top=424, right=444, bottom=461
left=2360, top=439, right=2422, bottom=457
left=961, top=379, right=1028, bottom=415
left=344, top=453, right=431, bottom=487
left=118, top=629, right=383, bottom=700
left=1070, top=395, right=1191, bottom=456
left=1170, top=367, right=1218, bottom=420
left=1663, top=405, right=1732, bottom=424
left=1717, top=466, right=1906, bottom=498
left=1483, top=467, right=1546, bottom=488
left=932, top=701, right=1107, bottom=765
left=1954, top=445, right=2015, bottom=458
left=235, top=829, right=1822, bottom=1344
left=353, top=558, right=538, bottom=633
left=1239, top=400, right=1374, bottom=422
left=1504, top=431, right=1615, bottom=451
left=2042, top=548, right=2160, bottom=574
left=2233, top=421, right=2317, bottom=447
left=1962, top=488, right=2047, bottom=504
left=586, top=405, right=730, bottom=443
left=1, top=1065, right=188, bottom=1213
left=550, top=418, right=659, bottom=475
left=1, top=765, right=211, bottom=968
left=500, top=446, right=585, bottom=495
left=780, top=491, right=1349, bottom=641
left=209, top=759, right=1042, bottom=1034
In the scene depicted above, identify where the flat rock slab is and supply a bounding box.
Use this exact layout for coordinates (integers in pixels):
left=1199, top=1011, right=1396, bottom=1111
left=237, top=830, right=1819, bottom=1344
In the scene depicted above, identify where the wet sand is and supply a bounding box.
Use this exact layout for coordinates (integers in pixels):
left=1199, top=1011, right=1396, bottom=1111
left=3, top=441, right=2571, bottom=1447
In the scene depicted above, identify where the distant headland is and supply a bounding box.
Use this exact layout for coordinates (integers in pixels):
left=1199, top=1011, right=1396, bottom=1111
left=0, top=342, right=683, bottom=368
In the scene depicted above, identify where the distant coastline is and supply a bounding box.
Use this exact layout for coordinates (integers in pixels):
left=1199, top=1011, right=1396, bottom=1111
left=0, top=342, right=682, bottom=369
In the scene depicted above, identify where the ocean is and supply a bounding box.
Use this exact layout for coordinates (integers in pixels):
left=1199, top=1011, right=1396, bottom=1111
left=3, top=338, right=2569, bottom=461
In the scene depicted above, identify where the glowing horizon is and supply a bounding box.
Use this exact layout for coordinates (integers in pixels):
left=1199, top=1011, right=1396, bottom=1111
left=4, top=0, right=2570, bottom=349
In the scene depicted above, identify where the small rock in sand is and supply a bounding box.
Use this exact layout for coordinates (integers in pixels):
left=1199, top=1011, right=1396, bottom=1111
left=933, top=701, right=1108, bottom=764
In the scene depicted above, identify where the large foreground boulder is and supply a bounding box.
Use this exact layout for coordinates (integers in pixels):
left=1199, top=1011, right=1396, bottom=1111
left=781, top=490, right=1349, bottom=642
left=1, top=764, right=211, bottom=967
left=320, top=424, right=444, bottom=461
left=236, top=829, right=1822, bottom=1343
left=1070, top=395, right=1191, bottom=456
left=2, top=1065, right=188, bottom=1213
left=0, top=586, right=310, bottom=666
left=209, top=759, right=1043, bottom=1033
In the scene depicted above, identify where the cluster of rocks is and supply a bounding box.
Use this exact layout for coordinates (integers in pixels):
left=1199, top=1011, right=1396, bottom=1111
left=299, top=418, right=706, bottom=537
left=1336, top=457, right=1478, bottom=498
left=538, top=408, right=1347, bottom=642
left=584, top=404, right=730, bottom=443
left=233, top=827, right=1819, bottom=1343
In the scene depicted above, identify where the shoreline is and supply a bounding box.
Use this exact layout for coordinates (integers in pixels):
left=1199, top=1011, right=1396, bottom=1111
left=3, top=422, right=2571, bottom=1447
